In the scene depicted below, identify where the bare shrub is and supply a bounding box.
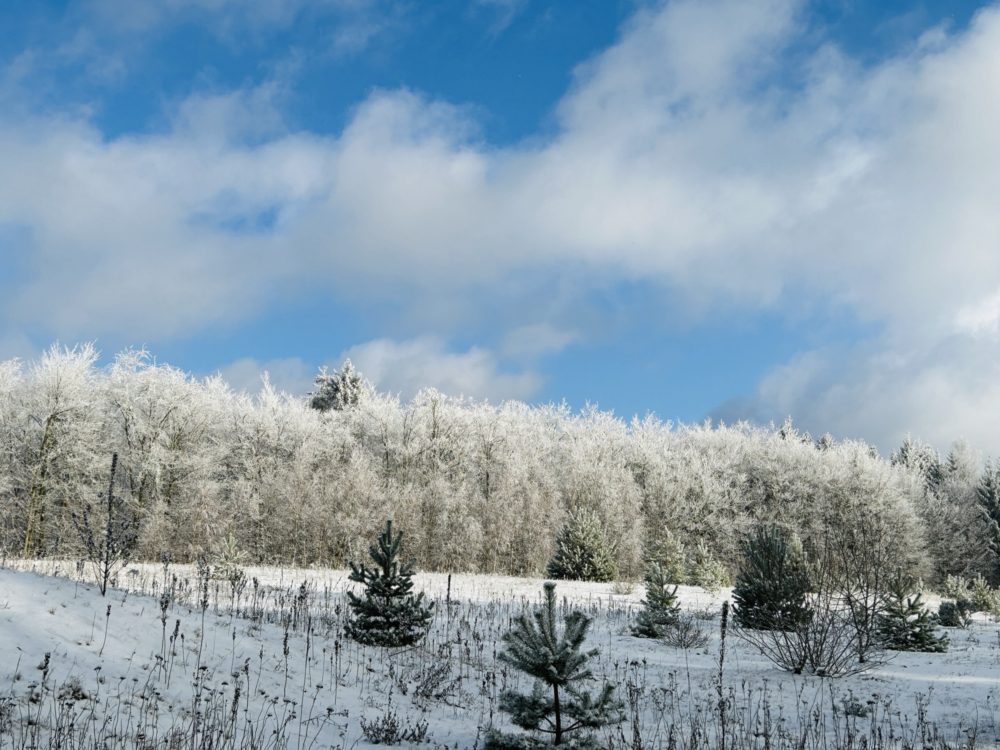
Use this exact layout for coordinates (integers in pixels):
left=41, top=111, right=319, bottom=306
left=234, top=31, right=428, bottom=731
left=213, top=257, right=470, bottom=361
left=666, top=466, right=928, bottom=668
left=826, top=509, right=898, bottom=663
left=71, top=454, right=139, bottom=596
left=660, top=613, right=710, bottom=649
left=736, top=545, right=885, bottom=677
left=359, top=705, right=430, bottom=745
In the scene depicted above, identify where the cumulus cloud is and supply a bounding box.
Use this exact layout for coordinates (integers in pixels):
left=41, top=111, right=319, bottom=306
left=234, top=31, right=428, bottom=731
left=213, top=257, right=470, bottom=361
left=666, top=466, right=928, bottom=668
left=215, top=338, right=541, bottom=402
left=215, top=356, right=314, bottom=397
left=719, top=331, right=1000, bottom=454
left=4, top=0, right=1000, bottom=447
left=501, top=323, right=578, bottom=360
left=343, top=338, right=542, bottom=401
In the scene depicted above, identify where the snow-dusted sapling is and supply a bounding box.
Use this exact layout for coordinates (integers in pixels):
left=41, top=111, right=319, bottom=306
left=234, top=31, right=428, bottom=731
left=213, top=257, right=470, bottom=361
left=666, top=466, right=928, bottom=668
left=876, top=575, right=948, bottom=653
left=732, top=525, right=811, bottom=631
left=547, top=509, right=617, bottom=583
left=937, top=600, right=972, bottom=628
left=631, top=562, right=680, bottom=639
left=487, top=582, right=624, bottom=748
left=346, top=520, right=434, bottom=647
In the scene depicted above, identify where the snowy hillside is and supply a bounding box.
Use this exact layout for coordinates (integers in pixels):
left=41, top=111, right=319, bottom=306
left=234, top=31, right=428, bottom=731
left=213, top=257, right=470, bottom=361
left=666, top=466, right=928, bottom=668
left=1, top=563, right=999, bottom=748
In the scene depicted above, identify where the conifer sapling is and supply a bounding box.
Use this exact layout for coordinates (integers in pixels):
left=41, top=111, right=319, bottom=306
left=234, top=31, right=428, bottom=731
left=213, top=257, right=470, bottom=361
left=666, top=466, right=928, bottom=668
left=876, top=574, right=948, bottom=653
left=346, top=520, right=434, bottom=648
left=487, top=582, right=624, bottom=748
left=547, top=510, right=617, bottom=583
left=632, top=562, right=680, bottom=639
left=732, top=525, right=811, bottom=631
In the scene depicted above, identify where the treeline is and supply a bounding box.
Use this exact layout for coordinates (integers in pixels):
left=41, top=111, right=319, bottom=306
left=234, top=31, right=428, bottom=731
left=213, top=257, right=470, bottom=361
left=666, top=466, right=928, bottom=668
left=1, top=344, right=998, bottom=583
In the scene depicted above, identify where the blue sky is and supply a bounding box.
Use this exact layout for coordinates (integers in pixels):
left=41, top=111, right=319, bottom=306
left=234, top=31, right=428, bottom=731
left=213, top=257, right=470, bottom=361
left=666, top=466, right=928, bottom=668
left=2, top=0, right=1000, bottom=452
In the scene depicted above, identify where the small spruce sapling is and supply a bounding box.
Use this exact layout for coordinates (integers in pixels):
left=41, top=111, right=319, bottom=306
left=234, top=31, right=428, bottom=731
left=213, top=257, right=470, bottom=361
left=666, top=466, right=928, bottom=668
left=876, top=575, right=948, bottom=653
left=346, top=520, right=434, bottom=647
left=547, top=510, right=618, bottom=583
left=937, top=600, right=973, bottom=628
left=732, top=525, right=811, bottom=631
left=632, top=563, right=680, bottom=639
left=688, top=541, right=730, bottom=591
left=487, top=582, right=624, bottom=748
left=644, top=531, right=687, bottom=584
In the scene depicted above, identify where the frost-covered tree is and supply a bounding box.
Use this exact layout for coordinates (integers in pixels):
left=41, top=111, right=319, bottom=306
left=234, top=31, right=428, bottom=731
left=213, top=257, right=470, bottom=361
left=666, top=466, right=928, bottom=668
left=489, top=582, right=624, bottom=748
left=978, top=461, right=1000, bottom=584
left=15, top=345, right=104, bottom=557
left=309, top=359, right=368, bottom=412
left=904, top=440, right=991, bottom=582
left=547, top=509, right=618, bottom=582
left=892, top=437, right=944, bottom=492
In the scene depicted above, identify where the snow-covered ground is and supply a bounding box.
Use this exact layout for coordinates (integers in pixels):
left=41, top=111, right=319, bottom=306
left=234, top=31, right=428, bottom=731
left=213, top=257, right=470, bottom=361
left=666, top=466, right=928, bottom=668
left=1, top=560, right=999, bottom=748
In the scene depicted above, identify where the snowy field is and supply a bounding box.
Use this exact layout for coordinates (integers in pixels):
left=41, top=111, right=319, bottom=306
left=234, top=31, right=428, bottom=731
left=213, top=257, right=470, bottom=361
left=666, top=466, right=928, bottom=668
left=2, top=560, right=999, bottom=748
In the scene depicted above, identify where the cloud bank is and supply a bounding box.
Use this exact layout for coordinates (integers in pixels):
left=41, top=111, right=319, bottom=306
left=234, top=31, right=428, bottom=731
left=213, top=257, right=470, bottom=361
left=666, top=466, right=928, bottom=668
left=3, top=0, right=1000, bottom=450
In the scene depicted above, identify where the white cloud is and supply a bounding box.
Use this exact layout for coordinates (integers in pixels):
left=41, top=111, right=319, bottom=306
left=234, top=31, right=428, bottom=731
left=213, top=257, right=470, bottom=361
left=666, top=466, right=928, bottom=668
left=722, top=333, right=1000, bottom=454
left=5, top=0, right=1000, bottom=447
left=343, top=338, right=541, bottom=401
left=472, top=0, right=528, bottom=36
left=215, top=356, right=314, bottom=397
left=955, top=288, right=1000, bottom=337
left=214, top=338, right=541, bottom=403
left=501, top=323, right=578, bottom=360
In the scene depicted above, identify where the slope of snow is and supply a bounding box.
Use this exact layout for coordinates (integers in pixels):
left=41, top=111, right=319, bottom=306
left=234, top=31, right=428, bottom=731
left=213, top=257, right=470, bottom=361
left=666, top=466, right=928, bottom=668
left=2, top=562, right=999, bottom=748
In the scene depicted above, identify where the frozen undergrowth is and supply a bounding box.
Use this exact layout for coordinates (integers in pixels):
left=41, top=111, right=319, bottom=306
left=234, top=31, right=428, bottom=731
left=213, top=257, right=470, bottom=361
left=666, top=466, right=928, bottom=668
left=1, top=560, right=999, bottom=749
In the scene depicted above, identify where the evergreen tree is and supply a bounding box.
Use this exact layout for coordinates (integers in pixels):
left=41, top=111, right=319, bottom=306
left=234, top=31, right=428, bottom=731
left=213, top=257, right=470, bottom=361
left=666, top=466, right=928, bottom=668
left=631, top=562, right=680, bottom=639
left=732, top=525, right=811, bottom=631
left=688, top=541, right=730, bottom=590
left=547, top=510, right=617, bottom=583
left=309, top=359, right=368, bottom=412
left=891, top=437, right=943, bottom=492
left=876, top=575, right=948, bottom=653
left=644, top=531, right=687, bottom=584
left=487, top=582, right=624, bottom=749
left=937, top=600, right=973, bottom=628
left=978, top=461, right=1000, bottom=584
left=345, top=520, right=434, bottom=647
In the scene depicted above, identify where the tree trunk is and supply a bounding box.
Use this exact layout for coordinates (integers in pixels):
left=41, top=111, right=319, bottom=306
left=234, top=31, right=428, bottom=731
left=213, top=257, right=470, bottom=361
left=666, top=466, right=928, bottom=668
left=23, top=415, right=56, bottom=557
left=553, top=684, right=562, bottom=745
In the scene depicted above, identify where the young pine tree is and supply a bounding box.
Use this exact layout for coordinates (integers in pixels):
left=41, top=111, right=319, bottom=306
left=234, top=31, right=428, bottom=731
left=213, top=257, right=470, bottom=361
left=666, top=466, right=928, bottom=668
left=487, top=582, right=624, bottom=749
left=345, top=520, right=434, bottom=647
left=876, top=575, right=948, bottom=653
left=547, top=510, right=617, bottom=583
left=644, top=531, right=687, bottom=584
left=732, top=525, right=811, bottom=631
left=937, top=600, right=973, bottom=628
left=632, top=563, right=680, bottom=639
